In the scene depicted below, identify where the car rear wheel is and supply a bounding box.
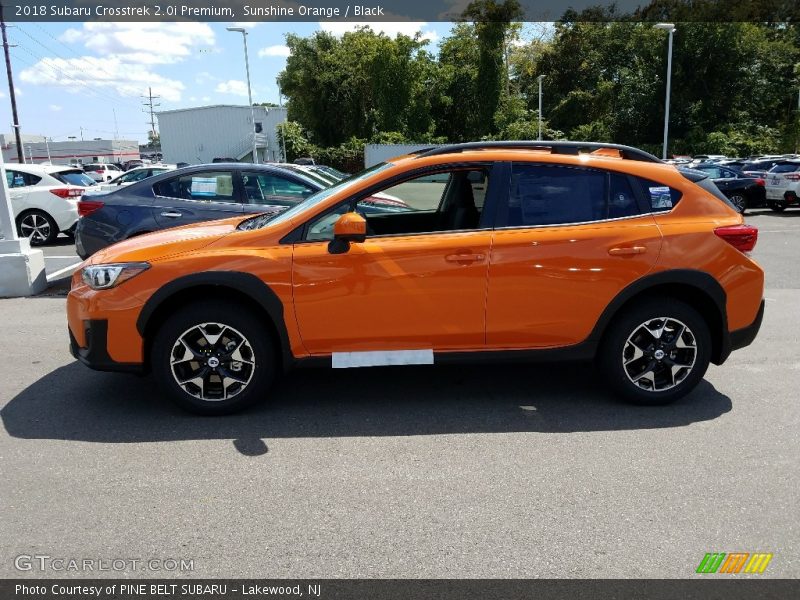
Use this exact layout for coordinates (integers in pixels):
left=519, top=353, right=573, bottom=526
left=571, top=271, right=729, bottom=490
left=16, top=209, right=58, bottom=246
left=151, top=301, right=276, bottom=415
left=728, top=193, right=747, bottom=214
left=597, top=299, right=711, bottom=405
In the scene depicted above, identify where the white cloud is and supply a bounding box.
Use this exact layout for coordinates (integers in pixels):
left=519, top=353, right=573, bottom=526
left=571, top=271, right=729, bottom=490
left=202, top=96, right=211, bottom=102
left=49, top=104, right=62, bottom=112
left=215, top=79, right=248, bottom=97
left=195, top=71, right=217, bottom=84
left=57, top=22, right=216, bottom=66
left=319, top=21, right=439, bottom=43
left=19, top=57, right=185, bottom=102
left=258, top=45, right=290, bottom=58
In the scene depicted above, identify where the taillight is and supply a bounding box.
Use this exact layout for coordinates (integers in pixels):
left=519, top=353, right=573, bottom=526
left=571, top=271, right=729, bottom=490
left=50, top=187, right=84, bottom=198
left=784, top=173, right=800, bottom=182
left=78, top=200, right=104, bottom=217
left=715, top=224, right=758, bottom=253
left=755, top=178, right=765, bottom=187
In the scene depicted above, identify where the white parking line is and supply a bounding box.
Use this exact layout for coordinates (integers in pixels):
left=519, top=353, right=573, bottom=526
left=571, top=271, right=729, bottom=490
left=45, top=255, right=82, bottom=259
left=46, top=262, right=83, bottom=282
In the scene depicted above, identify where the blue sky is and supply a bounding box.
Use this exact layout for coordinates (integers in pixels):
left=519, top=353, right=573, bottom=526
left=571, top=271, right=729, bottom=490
left=1, top=21, right=452, bottom=144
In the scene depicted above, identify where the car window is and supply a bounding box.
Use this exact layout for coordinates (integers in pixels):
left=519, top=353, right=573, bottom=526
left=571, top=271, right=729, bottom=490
left=634, top=177, right=683, bottom=212
left=770, top=163, right=800, bottom=174
left=154, top=171, right=237, bottom=203
left=608, top=174, right=641, bottom=219
left=52, top=170, right=95, bottom=187
left=305, top=167, right=489, bottom=241
left=499, top=164, right=607, bottom=227
left=5, top=170, right=40, bottom=188
left=698, top=166, right=723, bottom=178
left=120, top=170, right=151, bottom=183
left=241, top=172, right=315, bottom=205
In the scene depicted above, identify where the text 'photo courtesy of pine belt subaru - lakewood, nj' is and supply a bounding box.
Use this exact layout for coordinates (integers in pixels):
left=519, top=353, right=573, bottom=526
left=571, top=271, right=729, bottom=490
left=67, top=142, right=765, bottom=415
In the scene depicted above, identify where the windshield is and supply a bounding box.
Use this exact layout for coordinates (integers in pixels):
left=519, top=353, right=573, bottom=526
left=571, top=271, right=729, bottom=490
left=239, top=162, right=392, bottom=231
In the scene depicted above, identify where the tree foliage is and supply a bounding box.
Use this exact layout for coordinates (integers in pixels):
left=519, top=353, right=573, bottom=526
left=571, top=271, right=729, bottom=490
left=275, top=0, right=799, bottom=158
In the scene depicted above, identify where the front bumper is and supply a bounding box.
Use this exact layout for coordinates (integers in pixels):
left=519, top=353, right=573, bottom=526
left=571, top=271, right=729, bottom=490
left=69, top=320, right=143, bottom=373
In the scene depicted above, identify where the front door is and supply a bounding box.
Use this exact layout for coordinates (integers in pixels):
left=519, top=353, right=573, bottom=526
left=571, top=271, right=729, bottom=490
left=291, top=166, right=498, bottom=357
left=486, top=162, right=662, bottom=349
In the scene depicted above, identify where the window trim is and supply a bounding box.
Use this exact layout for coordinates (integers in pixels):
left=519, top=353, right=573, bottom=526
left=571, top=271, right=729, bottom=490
left=287, top=162, right=502, bottom=245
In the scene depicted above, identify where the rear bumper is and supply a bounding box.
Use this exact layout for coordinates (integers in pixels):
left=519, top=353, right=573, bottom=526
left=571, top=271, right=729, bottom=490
left=730, top=298, right=765, bottom=352
left=69, top=320, right=143, bottom=373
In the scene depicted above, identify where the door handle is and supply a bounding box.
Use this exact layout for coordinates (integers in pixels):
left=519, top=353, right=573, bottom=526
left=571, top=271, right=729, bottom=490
left=608, top=246, right=646, bottom=256
left=445, top=253, right=486, bottom=263
left=160, top=211, right=183, bottom=218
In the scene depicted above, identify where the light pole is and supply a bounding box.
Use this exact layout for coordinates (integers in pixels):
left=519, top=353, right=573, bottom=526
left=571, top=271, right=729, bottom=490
left=654, top=23, right=676, bottom=160
left=537, top=75, right=545, bottom=141
left=227, top=26, right=258, bottom=164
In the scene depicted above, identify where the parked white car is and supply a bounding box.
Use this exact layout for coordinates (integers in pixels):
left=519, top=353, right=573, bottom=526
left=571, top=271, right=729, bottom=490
left=89, top=164, right=177, bottom=194
left=4, top=163, right=95, bottom=245
left=82, top=163, right=123, bottom=183
left=765, top=160, right=800, bottom=212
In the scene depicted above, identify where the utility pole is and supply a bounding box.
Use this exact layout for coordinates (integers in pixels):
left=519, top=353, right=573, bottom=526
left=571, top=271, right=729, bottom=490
left=1, top=5, right=24, bottom=163
left=142, top=87, right=160, bottom=140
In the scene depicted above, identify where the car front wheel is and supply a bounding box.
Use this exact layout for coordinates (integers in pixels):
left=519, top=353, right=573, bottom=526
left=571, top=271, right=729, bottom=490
left=597, top=299, right=711, bottom=405
left=151, top=301, right=276, bottom=415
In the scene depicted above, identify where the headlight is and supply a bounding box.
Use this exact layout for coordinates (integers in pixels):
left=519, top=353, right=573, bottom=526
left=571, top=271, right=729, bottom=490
left=81, top=262, right=150, bottom=290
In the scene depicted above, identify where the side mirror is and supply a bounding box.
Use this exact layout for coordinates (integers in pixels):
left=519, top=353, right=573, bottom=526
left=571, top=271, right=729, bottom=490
left=329, top=212, right=367, bottom=254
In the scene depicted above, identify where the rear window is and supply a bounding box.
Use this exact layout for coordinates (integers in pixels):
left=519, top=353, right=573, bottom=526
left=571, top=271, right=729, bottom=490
left=770, top=163, right=800, bottom=174
left=53, top=170, right=96, bottom=187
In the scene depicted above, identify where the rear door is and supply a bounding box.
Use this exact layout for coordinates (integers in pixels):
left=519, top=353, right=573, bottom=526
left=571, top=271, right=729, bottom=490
left=152, top=169, right=243, bottom=228
left=485, top=162, right=662, bottom=349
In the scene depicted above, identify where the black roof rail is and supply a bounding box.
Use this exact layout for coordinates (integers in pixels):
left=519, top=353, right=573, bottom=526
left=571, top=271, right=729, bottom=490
left=415, top=141, right=663, bottom=163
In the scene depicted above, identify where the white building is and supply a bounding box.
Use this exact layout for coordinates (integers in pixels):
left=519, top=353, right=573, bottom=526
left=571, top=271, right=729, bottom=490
left=157, top=105, right=287, bottom=164
left=1, top=137, right=139, bottom=165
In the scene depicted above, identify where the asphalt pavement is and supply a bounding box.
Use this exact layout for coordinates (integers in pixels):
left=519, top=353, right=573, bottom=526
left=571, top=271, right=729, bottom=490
left=1, top=209, right=798, bottom=579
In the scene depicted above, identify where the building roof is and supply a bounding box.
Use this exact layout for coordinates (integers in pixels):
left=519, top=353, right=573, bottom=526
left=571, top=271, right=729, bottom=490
left=157, top=104, right=287, bottom=115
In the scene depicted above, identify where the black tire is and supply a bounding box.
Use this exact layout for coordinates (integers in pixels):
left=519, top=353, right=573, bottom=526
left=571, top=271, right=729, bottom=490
left=728, top=193, right=747, bottom=214
left=151, top=301, right=277, bottom=415
left=597, top=298, right=711, bottom=406
left=770, top=203, right=786, bottom=213
left=16, top=209, right=59, bottom=246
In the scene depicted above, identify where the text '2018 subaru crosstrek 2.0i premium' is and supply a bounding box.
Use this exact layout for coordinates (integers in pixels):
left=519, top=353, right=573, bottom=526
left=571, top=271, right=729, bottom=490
left=67, top=142, right=765, bottom=415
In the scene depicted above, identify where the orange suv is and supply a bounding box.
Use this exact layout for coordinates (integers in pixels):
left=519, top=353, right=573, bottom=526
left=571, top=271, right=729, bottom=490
left=67, top=142, right=764, bottom=414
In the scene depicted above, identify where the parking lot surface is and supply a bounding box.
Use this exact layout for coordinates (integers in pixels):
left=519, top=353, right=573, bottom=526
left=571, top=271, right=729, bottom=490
left=1, top=209, right=798, bottom=578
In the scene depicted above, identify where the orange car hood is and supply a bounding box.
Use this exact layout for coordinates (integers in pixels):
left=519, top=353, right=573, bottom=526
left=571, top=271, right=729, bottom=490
left=87, top=218, right=241, bottom=265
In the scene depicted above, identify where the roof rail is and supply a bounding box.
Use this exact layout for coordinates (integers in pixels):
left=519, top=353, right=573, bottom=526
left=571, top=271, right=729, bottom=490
left=415, top=141, right=663, bottom=163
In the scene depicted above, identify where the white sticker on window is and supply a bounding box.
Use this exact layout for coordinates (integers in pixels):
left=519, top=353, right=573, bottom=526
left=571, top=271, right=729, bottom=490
left=649, top=186, right=673, bottom=208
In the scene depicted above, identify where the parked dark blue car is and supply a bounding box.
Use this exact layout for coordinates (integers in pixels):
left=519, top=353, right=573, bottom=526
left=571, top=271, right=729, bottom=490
left=75, top=163, right=409, bottom=259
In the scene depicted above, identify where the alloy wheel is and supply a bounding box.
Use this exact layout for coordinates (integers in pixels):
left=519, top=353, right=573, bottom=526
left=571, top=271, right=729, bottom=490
left=622, top=317, right=697, bottom=392
left=729, top=194, right=746, bottom=213
left=19, top=213, right=52, bottom=244
left=169, top=322, right=256, bottom=401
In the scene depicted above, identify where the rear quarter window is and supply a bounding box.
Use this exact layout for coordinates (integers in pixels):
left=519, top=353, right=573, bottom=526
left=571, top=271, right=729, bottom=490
left=770, top=163, right=800, bottom=173
left=633, top=177, right=683, bottom=212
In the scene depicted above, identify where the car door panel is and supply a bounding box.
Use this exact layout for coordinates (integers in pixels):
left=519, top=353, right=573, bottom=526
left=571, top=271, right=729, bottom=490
left=292, top=231, right=492, bottom=354
left=486, top=218, right=661, bottom=348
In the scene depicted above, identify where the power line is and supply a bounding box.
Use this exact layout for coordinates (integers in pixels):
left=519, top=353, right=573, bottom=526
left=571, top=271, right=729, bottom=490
left=14, top=24, right=141, bottom=110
